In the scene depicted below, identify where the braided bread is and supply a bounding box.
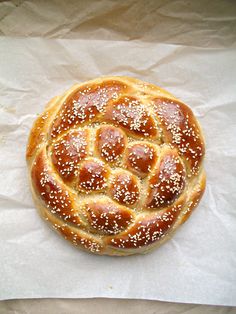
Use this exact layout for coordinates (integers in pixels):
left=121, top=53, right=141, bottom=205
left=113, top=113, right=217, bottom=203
left=26, top=76, right=206, bottom=256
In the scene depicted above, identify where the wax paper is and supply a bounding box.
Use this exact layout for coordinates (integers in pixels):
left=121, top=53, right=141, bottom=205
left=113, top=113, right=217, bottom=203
left=0, top=0, right=236, bottom=306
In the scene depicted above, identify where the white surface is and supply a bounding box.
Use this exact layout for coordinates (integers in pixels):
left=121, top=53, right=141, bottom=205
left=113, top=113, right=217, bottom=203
left=0, top=0, right=236, bottom=307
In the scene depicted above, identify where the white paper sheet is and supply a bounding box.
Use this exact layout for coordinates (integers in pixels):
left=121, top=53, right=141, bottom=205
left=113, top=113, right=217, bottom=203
left=0, top=0, right=236, bottom=306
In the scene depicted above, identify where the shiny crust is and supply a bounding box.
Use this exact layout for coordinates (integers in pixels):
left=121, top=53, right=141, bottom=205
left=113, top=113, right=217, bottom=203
left=145, top=147, right=186, bottom=209
left=95, top=125, right=127, bottom=163
left=26, top=76, right=206, bottom=256
left=51, top=129, right=89, bottom=182
left=125, top=142, right=158, bottom=176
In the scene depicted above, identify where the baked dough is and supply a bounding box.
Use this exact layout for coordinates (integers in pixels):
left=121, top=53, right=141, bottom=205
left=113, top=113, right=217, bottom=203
left=26, top=76, right=206, bottom=256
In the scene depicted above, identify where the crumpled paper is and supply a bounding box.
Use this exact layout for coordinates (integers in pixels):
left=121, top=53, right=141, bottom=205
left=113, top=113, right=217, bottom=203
left=0, top=0, right=236, bottom=306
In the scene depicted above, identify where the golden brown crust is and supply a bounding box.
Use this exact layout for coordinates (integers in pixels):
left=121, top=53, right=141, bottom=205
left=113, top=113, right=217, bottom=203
left=85, top=200, right=134, bottom=235
left=125, top=142, right=158, bottom=176
left=104, top=96, right=158, bottom=138
left=95, top=125, right=127, bottom=163
left=106, top=199, right=184, bottom=249
left=26, top=96, right=60, bottom=161
left=145, top=147, right=186, bottom=209
left=31, top=149, right=82, bottom=226
left=51, top=129, right=89, bottom=182
left=77, top=159, right=109, bottom=192
left=109, top=171, right=140, bottom=206
left=50, top=80, right=129, bottom=139
left=26, top=76, right=206, bottom=256
left=153, top=97, right=205, bottom=175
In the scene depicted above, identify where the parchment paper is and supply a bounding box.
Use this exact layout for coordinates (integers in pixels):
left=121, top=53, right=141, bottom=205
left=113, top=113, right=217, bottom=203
left=0, top=0, right=236, bottom=306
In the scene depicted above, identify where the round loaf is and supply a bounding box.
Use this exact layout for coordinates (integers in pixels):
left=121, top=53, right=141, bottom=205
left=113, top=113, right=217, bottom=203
left=26, top=76, right=206, bottom=256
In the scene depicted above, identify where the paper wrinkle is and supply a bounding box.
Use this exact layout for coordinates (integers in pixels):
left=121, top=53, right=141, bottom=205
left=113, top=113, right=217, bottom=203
left=0, top=0, right=236, bottom=306
left=1, top=1, right=236, bottom=48
left=0, top=195, right=33, bottom=211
